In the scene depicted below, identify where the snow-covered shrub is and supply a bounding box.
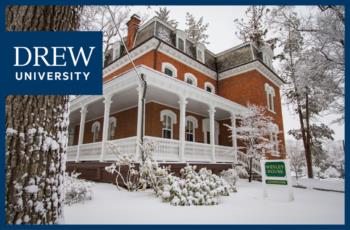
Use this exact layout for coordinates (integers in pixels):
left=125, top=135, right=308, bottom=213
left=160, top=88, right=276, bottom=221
left=323, top=167, right=341, bottom=178
left=105, top=152, right=142, bottom=191
left=64, top=172, right=93, bottom=205
left=220, top=165, right=246, bottom=192
left=158, top=165, right=230, bottom=206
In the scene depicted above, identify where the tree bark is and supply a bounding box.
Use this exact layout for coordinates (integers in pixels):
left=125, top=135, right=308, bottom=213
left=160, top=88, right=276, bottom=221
left=5, top=6, right=80, bottom=224
left=304, top=92, right=313, bottom=178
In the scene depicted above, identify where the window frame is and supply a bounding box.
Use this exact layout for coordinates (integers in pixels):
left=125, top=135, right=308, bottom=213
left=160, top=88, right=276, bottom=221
left=264, top=83, right=276, bottom=113
left=161, top=62, right=178, bottom=78
left=108, top=117, right=117, bottom=140
left=204, top=82, right=215, bottom=93
left=160, top=109, right=177, bottom=139
left=185, top=116, right=198, bottom=142
left=91, top=121, right=101, bottom=143
left=184, top=73, right=198, bottom=86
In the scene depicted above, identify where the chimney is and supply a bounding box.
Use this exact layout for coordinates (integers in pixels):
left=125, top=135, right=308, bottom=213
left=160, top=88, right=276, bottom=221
left=126, top=14, right=141, bottom=51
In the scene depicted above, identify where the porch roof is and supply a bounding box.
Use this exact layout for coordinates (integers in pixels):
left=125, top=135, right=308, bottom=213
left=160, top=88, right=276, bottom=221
left=69, top=65, right=248, bottom=124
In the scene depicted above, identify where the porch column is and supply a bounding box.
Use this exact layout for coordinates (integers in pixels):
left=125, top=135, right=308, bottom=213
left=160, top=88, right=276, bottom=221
left=208, top=105, right=216, bottom=163
left=76, top=105, right=87, bottom=162
left=230, top=112, right=238, bottom=163
left=136, top=85, right=143, bottom=160
left=178, top=95, right=188, bottom=162
left=100, top=95, right=112, bottom=162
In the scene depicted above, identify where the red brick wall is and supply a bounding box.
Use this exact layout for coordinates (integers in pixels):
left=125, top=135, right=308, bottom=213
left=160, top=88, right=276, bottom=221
left=218, top=70, right=286, bottom=157
left=104, top=51, right=155, bottom=82
left=155, top=52, right=217, bottom=91
left=145, top=102, right=205, bottom=143
left=73, top=106, right=138, bottom=144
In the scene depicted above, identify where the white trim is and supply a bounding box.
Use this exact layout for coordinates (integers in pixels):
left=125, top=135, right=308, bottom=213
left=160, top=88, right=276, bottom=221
left=108, top=117, right=117, bottom=140
left=161, top=62, right=178, bottom=78
left=103, top=38, right=159, bottom=77
left=202, top=118, right=219, bottom=144
left=204, top=82, right=215, bottom=93
left=158, top=42, right=217, bottom=79
left=184, top=73, right=198, bottom=86
left=160, top=109, right=177, bottom=139
left=186, top=115, right=198, bottom=129
left=196, top=43, right=205, bottom=63
left=91, top=121, right=101, bottom=142
left=218, top=60, right=284, bottom=87
left=176, top=30, right=187, bottom=52
left=160, top=109, right=177, bottom=125
left=264, top=83, right=276, bottom=112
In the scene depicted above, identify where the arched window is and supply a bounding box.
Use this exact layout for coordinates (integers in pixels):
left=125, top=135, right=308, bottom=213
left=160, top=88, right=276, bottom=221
left=108, top=117, right=117, bottom=140
left=91, top=121, right=101, bottom=142
left=184, top=73, right=198, bottom=86
left=265, top=83, right=275, bottom=112
left=204, top=82, right=215, bottom=93
left=185, top=116, right=198, bottom=142
left=267, top=123, right=279, bottom=156
left=160, top=110, right=177, bottom=139
left=161, top=62, right=177, bottom=78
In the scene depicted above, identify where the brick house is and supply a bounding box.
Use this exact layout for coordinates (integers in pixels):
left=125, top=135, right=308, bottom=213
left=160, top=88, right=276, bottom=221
left=67, top=15, right=285, bottom=178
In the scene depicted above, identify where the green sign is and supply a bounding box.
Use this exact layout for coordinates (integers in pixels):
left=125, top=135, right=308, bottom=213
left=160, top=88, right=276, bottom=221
left=265, top=161, right=286, bottom=177
left=266, top=179, right=288, bottom=185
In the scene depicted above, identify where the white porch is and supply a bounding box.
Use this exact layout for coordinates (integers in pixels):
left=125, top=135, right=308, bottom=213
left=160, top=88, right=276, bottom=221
left=67, top=65, right=254, bottom=165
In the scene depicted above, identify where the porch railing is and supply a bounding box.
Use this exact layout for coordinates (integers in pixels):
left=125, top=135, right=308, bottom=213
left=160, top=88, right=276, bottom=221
left=66, top=136, right=262, bottom=175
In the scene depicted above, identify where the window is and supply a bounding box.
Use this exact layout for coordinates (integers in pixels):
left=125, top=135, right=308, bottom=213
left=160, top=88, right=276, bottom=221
left=184, top=73, right=198, bottom=86
left=269, top=124, right=279, bottom=156
left=196, top=44, right=206, bottom=63
left=185, top=116, right=198, bottom=142
left=176, top=30, right=187, bottom=52
left=160, top=110, right=177, bottom=139
left=178, top=38, right=185, bottom=52
left=91, top=121, right=101, bottom=142
left=264, top=83, right=275, bottom=112
left=108, top=117, right=117, bottom=140
left=161, top=62, right=177, bottom=78
left=204, top=82, right=215, bottom=93
left=68, top=127, right=75, bottom=146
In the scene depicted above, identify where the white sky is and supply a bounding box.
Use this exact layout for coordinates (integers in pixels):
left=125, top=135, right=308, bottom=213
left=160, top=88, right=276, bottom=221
left=128, top=5, right=344, bottom=141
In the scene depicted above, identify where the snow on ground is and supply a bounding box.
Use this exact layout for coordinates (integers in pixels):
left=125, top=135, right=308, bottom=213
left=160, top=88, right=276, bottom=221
left=292, top=177, right=344, bottom=192
left=64, top=179, right=344, bottom=224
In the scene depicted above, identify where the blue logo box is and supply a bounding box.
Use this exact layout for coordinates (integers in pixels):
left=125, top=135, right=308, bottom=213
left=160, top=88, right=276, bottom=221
left=3, top=31, right=103, bottom=95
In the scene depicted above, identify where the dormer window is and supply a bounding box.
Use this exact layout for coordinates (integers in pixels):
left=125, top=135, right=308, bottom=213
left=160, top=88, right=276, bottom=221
left=196, top=43, right=205, bottom=63
left=204, top=82, right=215, bottom=93
left=184, top=73, right=198, bottom=86
left=177, top=38, right=185, bottom=52
left=264, top=83, right=275, bottom=112
left=176, top=30, right=187, bottom=53
left=161, top=62, right=177, bottom=78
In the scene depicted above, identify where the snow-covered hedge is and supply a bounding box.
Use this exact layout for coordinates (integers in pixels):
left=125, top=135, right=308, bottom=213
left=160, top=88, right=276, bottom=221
left=64, top=172, right=93, bottom=205
left=158, top=165, right=230, bottom=206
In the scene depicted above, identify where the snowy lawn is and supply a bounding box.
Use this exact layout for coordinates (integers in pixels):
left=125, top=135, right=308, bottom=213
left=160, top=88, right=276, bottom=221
left=292, top=177, right=344, bottom=192
left=64, top=179, right=344, bottom=224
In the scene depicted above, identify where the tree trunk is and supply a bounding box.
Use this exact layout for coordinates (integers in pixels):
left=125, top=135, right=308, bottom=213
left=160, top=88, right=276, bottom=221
left=5, top=6, right=80, bottom=224
left=304, top=92, right=313, bottom=178
left=248, top=157, right=253, bottom=183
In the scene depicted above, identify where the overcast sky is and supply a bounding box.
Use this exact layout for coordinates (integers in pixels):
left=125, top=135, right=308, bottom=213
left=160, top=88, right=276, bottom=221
left=129, top=5, right=344, bottom=141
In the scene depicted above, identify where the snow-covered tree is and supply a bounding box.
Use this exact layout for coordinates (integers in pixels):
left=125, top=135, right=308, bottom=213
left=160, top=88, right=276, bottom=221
left=155, top=7, right=178, bottom=28
left=185, top=12, right=209, bottom=45
left=287, top=141, right=305, bottom=180
left=227, top=105, right=279, bottom=182
left=80, top=6, right=130, bottom=66
left=234, top=6, right=269, bottom=48
left=268, top=6, right=339, bottom=178
left=5, top=6, right=80, bottom=224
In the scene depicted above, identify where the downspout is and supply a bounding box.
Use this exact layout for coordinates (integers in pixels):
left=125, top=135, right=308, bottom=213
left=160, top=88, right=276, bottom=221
left=140, top=39, right=161, bottom=162
left=215, top=57, right=219, bottom=94
left=140, top=73, right=147, bottom=163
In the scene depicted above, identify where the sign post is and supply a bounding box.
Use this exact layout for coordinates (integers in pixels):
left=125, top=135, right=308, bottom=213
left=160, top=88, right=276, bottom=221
left=260, top=159, right=294, bottom=201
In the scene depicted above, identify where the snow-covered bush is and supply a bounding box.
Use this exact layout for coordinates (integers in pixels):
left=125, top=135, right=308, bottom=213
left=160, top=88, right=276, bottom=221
left=64, top=172, right=93, bottom=205
left=105, top=152, right=142, bottom=191
left=323, top=167, right=341, bottom=178
left=158, top=165, right=230, bottom=206
left=220, top=165, right=247, bottom=192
